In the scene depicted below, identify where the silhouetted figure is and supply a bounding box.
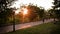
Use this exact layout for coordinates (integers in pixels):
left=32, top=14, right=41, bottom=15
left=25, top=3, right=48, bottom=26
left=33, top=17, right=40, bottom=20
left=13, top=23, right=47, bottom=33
left=43, top=19, right=44, bottom=23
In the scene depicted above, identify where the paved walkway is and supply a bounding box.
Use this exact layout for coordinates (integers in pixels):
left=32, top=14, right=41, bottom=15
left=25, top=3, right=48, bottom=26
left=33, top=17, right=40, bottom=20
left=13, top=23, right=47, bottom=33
left=0, top=19, right=54, bottom=34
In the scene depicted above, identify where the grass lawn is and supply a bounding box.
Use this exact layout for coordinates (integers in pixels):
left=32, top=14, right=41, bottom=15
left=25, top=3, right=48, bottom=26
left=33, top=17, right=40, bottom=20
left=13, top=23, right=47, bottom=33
left=5, top=22, right=56, bottom=34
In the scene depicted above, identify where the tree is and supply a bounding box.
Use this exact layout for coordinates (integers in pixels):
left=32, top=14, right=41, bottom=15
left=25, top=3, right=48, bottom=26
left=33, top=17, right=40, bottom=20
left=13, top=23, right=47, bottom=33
left=26, top=4, right=45, bottom=21
left=0, top=0, right=14, bottom=26
left=50, top=0, right=60, bottom=34
left=53, top=0, right=60, bottom=20
left=48, top=9, right=56, bottom=20
left=0, top=0, right=16, bottom=32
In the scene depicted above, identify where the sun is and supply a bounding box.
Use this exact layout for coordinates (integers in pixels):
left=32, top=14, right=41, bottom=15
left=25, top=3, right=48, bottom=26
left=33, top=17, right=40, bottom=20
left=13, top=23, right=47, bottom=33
left=23, top=8, right=28, bottom=15
left=14, top=7, right=28, bottom=15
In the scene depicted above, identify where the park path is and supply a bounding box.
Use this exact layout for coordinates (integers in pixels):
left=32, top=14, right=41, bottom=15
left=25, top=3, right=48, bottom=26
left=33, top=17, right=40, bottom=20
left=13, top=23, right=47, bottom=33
left=0, top=19, right=54, bottom=34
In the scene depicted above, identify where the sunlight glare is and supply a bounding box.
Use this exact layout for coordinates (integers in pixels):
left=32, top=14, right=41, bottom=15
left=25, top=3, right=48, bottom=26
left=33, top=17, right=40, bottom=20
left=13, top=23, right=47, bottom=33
left=15, top=9, right=20, bottom=14
left=23, top=8, right=28, bottom=15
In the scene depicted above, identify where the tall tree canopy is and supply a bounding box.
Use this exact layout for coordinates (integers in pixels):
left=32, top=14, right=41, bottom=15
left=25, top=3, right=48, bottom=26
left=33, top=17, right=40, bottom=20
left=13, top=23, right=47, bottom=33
left=53, top=0, right=60, bottom=20
left=0, top=0, right=14, bottom=26
left=0, top=0, right=14, bottom=18
left=26, top=4, right=44, bottom=21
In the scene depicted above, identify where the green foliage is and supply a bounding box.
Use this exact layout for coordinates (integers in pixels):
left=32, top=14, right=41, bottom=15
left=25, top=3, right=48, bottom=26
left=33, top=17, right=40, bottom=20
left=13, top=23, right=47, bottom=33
left=27, top=5, right=45, bottom=21
left=50, top=0, right=60, bottom=34
left=53, top=0, right=60, bottom=20
left=0, top=0, right=14, bottom=26
left=48, top=9, right=56, bottom=18
left=53, top=0, right=60, bottom=8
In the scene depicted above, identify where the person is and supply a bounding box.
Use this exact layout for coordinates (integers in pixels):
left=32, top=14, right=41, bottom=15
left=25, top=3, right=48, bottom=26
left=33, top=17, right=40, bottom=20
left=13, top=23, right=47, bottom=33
left=43, top=18, right=44, bottom=23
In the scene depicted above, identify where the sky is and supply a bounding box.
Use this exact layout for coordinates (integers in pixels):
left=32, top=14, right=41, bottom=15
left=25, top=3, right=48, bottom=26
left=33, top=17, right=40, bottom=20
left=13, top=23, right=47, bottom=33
left=10, top=0, right=54, bottom=10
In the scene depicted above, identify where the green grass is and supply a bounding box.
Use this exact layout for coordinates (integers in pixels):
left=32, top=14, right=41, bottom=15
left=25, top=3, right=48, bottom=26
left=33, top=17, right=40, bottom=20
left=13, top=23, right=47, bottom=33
left=5, top=22, right=56, bottom=34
